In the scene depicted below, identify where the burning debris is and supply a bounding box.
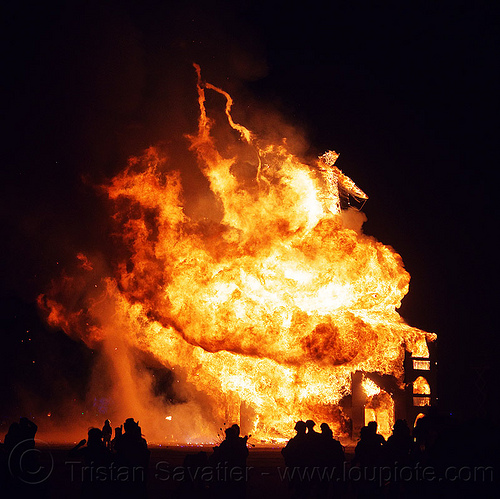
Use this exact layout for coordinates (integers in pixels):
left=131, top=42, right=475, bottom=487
left=38, top=65, right=435, bottom=443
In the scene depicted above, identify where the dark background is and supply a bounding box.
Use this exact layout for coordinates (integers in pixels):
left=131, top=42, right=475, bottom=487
left=1, top=1, right=498, bottom=427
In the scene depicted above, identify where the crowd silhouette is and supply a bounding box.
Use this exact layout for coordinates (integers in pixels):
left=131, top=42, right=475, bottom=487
left=68, top=417, right=150, bottom=499
left=0, top=409, right=498, bottom=499
left=282, top=419, right=345, bottom=498
left=280, top=411, right=498, bottom=499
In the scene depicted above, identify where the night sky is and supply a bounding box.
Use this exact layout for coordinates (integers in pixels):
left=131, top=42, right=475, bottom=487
left=1, top=1, right=499, bottom=427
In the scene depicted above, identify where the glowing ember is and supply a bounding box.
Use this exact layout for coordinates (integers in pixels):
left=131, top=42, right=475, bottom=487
left=38, top=65, right=435, bottom=443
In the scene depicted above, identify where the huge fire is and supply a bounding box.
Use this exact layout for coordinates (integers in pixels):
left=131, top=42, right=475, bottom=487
left=38, top=65, right=435, bottom=443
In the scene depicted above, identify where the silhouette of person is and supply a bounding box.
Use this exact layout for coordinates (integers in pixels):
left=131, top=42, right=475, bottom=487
left=3, top=422, right=21, bottom=454
left=114, top=418, right=150, bottom=499
left=69, top=427, right=111, bottom=499
left=102, top=419, right=112, bottom=449
left=213, top=423, right=249, bottom=498
left=386, top=419, right=413, bottom=466
left=367, top=420, right=386, bottom=446
left=303, top=420, right=323, bottom=494
left=355, top=425, right=384, bottom=467
left=2, top=417, right=44, bottom=499
left=110, top=425, right=122, bottom=452
left=354, top=425, right=385, bottom=498
left=319, top=422, right=345, bottom=469
left=282, top=420, right=308, bottom=467
left=282, top=421, right=310, bottom=499
left=114, top=418, right=149, bottom=465
left=305, top=419, right=322, bottom=446
left=385, top=419, right=415, bottom=498
left=19, top=417, right=37, bottom=442
left=315, top=423, right=345, bottom=498
left=216, top=424, right=249, bottom=466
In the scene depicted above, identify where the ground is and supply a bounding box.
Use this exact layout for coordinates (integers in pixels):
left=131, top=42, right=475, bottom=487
left=3, top=444, right=496, bottom=498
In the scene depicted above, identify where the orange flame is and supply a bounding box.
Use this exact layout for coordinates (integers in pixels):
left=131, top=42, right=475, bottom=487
left=39, top=65, right=435, bottom=443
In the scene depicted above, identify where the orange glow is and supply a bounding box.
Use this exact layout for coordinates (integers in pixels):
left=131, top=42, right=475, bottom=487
left=413, top=376, right=431, bottom=395
left=413, top=397, right=431, bottom=407
left=365, top=390, right=394, bottom=440
left=412, top=359, right=430, bottom=371
left=38, top=65, right=435, bottom=443
left=362, top=377, right=381, bottom=398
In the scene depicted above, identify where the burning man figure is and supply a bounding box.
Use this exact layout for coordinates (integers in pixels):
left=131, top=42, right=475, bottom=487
left=318, top=151, right=368, bottom=214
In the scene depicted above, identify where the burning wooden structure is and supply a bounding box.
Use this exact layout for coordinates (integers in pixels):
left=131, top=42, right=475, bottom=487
left=39, top=65, right=437, bottom=444
left=350, top=338, right=437, bottom=439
